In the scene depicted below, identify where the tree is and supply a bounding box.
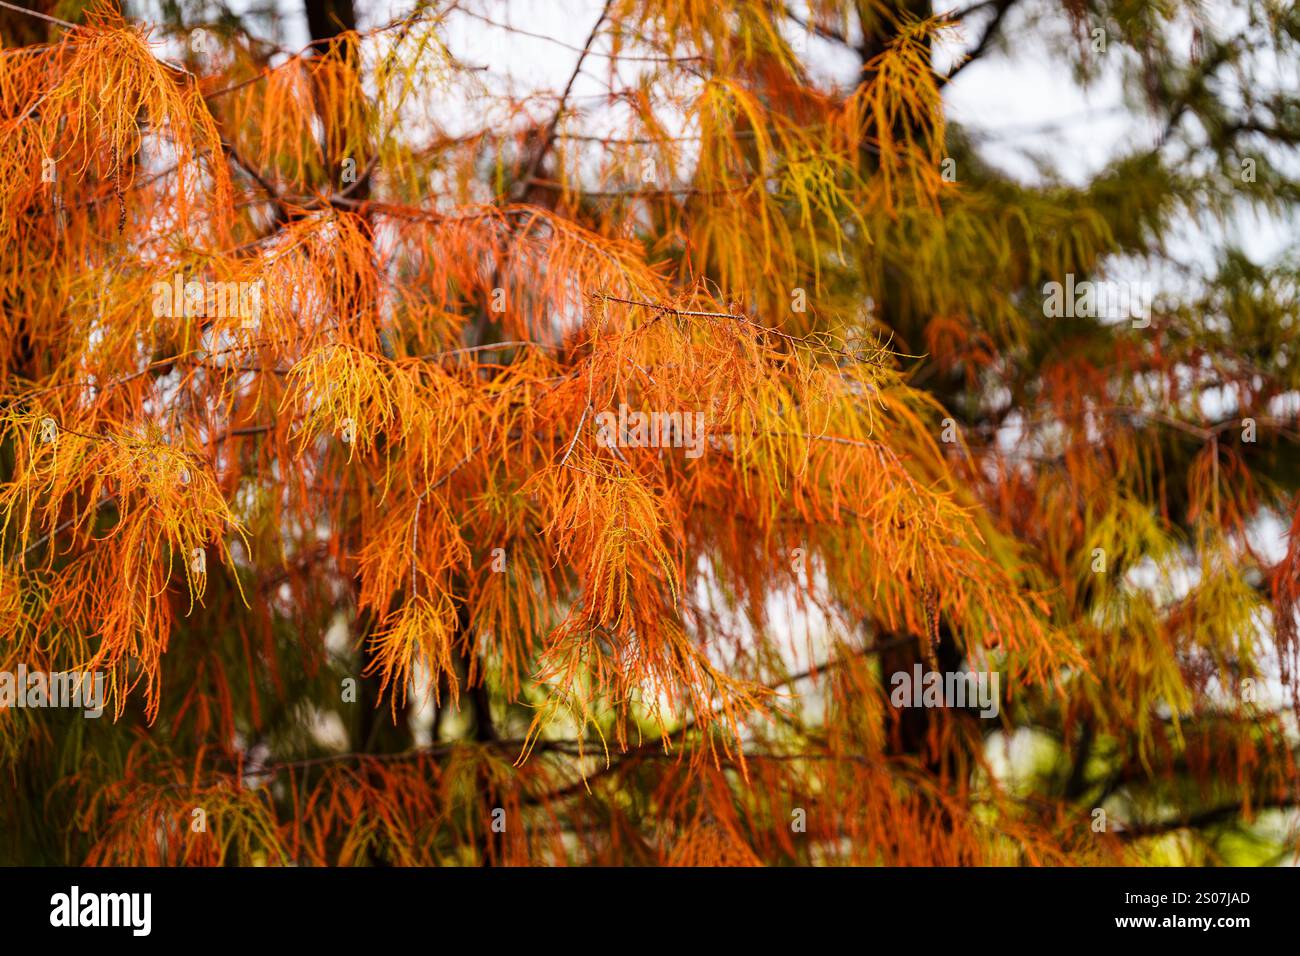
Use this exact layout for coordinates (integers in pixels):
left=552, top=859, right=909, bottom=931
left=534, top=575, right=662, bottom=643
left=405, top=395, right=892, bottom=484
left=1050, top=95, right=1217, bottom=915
left=0, top=0, right=1297, bottom=865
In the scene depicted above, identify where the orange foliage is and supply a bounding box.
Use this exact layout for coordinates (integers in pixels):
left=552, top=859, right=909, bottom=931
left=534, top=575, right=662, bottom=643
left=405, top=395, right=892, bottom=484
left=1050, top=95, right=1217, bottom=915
left=0, top=0, right=1296, bottom=867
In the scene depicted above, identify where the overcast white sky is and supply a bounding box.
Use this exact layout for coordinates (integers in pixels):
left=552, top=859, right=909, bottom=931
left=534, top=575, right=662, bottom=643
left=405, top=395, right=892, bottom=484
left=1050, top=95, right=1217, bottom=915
left=172, top=0, right=1292, bottom=275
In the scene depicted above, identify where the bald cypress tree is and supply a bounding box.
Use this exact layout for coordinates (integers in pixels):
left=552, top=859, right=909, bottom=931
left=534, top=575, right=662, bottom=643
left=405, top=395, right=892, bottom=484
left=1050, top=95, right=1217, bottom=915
left=0, top=0, right=1297, bottom=865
